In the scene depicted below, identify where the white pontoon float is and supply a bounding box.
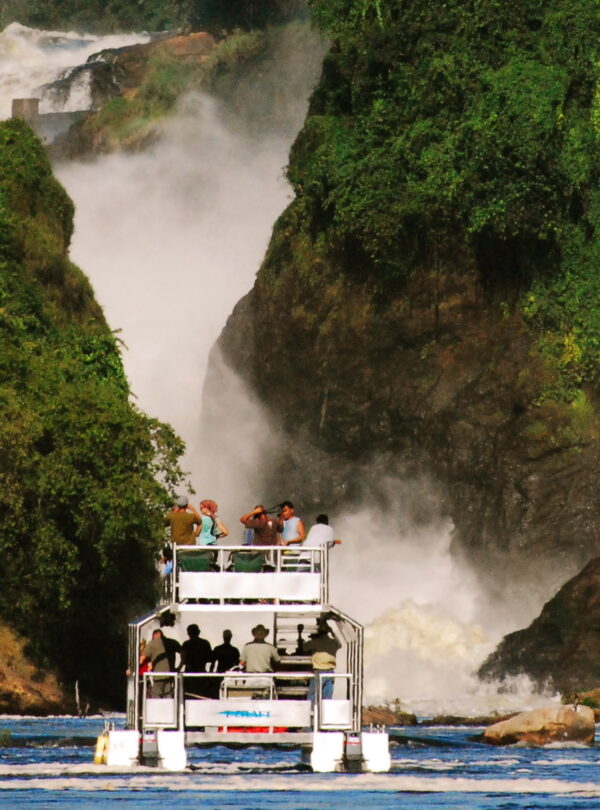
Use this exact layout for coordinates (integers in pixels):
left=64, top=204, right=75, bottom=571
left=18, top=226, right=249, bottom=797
left=105, top=544, right=390, bottom=773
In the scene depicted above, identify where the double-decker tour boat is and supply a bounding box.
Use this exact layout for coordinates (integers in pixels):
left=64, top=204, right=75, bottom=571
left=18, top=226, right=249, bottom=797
left=99, top=542, right=391, bottom=773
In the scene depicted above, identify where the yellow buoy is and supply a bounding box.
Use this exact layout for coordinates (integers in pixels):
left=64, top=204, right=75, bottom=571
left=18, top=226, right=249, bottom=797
left=93, top=730, right=109, bottom=765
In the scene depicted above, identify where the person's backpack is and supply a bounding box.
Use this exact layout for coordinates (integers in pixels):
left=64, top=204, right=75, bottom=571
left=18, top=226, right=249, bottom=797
left=211, top=516, right=220, bottom=538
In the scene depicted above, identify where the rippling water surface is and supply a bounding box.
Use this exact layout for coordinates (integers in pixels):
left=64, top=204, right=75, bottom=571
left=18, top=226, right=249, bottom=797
left=1, top=716, right=600, bottom=809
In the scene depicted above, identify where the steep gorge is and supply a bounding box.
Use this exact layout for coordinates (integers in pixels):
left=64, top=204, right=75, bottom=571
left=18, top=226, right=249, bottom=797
left=215, top=0, right=600, bottom=629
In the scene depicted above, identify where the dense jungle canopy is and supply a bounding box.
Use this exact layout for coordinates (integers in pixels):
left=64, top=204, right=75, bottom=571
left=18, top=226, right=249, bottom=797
left=0, top=0, right=307, bottom=34
left=0, top=120, right=185, bottom=705
left=294, top=0, right=600, bottom=398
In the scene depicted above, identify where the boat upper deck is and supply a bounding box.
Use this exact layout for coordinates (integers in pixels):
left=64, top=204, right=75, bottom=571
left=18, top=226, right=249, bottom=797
left=163, top=544, right=331, bottom=608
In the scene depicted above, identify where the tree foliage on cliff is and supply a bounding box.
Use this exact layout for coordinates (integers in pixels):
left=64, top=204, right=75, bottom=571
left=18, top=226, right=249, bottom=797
left=294, top=0, right=600, bottom=391
left=0, top=0, right=306, bottom=34
left=0, top=119, right=185, bottom=706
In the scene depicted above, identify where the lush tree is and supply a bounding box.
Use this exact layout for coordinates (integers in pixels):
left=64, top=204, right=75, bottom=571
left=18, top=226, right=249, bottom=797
left=0, top=119, right=186, bottom=705
left=289, top=0, right=600, bottom=394
left=188, top=0, right=306, bottom=33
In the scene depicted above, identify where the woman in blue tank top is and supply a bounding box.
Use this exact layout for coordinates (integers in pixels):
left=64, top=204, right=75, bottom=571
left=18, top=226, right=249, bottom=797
left=196, top=499, right=228, bottom=546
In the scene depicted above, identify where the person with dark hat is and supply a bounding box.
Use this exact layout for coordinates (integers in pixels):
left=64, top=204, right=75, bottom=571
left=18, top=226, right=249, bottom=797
left=240, top=624, right=280, bottom=672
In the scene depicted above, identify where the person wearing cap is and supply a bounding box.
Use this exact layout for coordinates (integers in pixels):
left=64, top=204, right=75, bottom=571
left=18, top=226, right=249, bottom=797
left=164, top=495, right=202, bottom=546
left=240, top=624, right=280, bottom=672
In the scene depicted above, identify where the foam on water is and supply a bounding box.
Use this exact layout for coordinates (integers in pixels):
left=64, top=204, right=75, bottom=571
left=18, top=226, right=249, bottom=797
left=0, top=769, right=599, bottom=796
left=328, top=492, right=560, bottom=712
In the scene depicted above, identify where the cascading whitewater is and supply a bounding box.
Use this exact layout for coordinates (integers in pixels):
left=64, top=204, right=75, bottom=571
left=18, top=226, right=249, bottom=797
left=329, top=492, right=559, bottom=713
left=0, top=21, right=149, bottom=118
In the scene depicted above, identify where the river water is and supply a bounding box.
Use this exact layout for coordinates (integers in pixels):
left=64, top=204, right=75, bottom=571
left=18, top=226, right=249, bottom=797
left=2, top=715, right=600, bottom=808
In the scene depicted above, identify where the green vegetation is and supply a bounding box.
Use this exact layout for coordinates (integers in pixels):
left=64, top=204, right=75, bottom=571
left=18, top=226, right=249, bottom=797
left=81, top=21, right=315, bottom=153
left=0, top=0, right=306, bottom=35
left=0, top=119, right=185, bottom=706
left=90, top=29, right=266, bottom=143
left=285, top=0, right=600, bottom=404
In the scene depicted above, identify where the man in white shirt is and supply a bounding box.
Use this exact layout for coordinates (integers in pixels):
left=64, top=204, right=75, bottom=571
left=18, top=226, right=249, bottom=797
left=300, top=514, right=341, bottom=571
left=304, top=514, right=340, bottom=548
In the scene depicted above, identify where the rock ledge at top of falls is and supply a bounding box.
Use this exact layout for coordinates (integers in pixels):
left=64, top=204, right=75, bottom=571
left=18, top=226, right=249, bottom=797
left=87, top=31, right=216, bottom=89
left=482, top=705, right=595, bottom=746
left=39, top=32, right=217, bottom=120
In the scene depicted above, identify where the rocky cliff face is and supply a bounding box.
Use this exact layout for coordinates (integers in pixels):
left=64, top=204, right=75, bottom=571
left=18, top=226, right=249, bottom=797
left=0, top=624, right=67, bottom=714
left=214, top=0, right=600, bottom=606
left=479, top=557, right=600, bottom=693
left=218, top=219, right=600, bottom=598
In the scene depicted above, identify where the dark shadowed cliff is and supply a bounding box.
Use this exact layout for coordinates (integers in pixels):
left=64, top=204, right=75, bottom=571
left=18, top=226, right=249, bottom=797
left=213, top=0, right=600, bottom=610
left=479, top=557, right=600, bottom=693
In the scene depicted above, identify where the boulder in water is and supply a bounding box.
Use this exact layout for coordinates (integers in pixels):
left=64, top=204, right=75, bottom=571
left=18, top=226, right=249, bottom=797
left=482, top=705, right=595, bottom=746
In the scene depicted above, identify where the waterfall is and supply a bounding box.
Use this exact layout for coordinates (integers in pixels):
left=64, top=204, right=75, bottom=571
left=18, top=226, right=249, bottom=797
left=2, top=19, right=552, bottom=712
left=0, top=22, right=149, bottom=118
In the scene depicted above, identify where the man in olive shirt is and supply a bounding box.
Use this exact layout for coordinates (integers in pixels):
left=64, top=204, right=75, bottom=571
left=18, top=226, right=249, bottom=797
left=165, top=495, right=202, bottom=545
left=140, top=628, right=181, bottom=697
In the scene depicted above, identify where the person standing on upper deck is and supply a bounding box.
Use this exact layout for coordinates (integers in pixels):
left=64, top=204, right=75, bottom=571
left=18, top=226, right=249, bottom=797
left=239, top=505, right=280, bottom=546
left=164, top=496, right=202, bottom=546
left=304, top=514, right=342, bottom=550
left=197, top=499, right=229, bottom=546
left=279, top=501, right=306, bottom=547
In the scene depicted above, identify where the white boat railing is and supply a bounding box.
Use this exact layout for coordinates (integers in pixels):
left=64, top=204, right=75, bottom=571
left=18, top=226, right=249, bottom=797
left=169, top=544, right=330, bottom=605
left=138, top=671, right=353, bottom=733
